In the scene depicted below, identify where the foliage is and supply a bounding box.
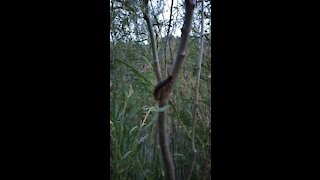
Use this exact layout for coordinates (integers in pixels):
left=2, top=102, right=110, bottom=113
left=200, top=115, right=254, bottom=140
left=110, top=1, right=211, bottom=179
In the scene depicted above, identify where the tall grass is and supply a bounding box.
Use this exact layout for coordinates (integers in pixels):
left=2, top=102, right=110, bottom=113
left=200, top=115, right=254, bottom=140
left=110, top=40, right=211, bottom=179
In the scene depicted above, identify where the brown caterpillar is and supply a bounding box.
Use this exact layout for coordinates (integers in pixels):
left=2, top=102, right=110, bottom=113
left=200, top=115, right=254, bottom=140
left=154, top=75, right=173, bottom=100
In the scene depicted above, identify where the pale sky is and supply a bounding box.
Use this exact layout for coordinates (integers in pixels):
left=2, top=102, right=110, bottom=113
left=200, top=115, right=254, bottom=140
left=158, top=0, right=181, bottom=37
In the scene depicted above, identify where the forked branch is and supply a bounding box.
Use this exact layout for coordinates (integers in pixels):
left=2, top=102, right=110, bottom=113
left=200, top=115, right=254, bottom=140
left=143, top=1, right=196, bottom=180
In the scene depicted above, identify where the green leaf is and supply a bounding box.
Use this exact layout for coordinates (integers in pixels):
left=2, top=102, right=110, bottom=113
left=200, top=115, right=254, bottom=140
left=152, top=105, right=170, bottom=112
left=138, top=135, right=148, bottom=144
left=143, top=114, right=158, bottom=130
left=115, top=59, right=153, bottom=86
left=129, top=126, right=138, bottom=136
left=122, top=150, right=133, bottom=160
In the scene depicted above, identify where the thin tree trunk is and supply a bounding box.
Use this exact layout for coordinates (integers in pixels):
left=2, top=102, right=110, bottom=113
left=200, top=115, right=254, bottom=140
left=187, top=0, right=205, bottom=179
left=142, top=1, right=196, bottom=180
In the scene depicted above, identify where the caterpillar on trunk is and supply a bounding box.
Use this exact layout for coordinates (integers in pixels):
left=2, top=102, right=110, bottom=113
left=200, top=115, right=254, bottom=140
left=154, top=75, right=173, bottom=100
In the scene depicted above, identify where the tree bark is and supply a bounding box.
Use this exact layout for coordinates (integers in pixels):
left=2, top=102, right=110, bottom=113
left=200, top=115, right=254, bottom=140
left=143, top=1, right=196, bottom=180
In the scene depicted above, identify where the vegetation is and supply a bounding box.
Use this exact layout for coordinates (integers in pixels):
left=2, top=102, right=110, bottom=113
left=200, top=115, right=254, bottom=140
left=110, top=0, right=211, bottom=179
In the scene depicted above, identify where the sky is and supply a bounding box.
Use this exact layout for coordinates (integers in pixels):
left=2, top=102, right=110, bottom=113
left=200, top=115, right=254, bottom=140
left=158, top=0, right=181, bottom=37
left=157, top=0, right=210, bottom=38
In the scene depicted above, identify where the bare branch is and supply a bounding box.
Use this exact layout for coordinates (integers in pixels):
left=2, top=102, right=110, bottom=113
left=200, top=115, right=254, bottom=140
left=187, top=0, right=205, bottom=179
left=164, top=0, right=175, bottom=76
left=142, top=0, right=162, bottom=83
left=170, top=0, right=196, bottom=82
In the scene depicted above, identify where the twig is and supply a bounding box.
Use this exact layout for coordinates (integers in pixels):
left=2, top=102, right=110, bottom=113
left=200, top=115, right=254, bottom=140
left=164, top=0, right=175, bottom=76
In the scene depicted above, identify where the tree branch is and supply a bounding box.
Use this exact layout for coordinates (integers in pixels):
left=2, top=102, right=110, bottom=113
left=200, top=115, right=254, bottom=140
left=164, top=0, right=174, bottom=76
left=157, top=1, right=196, bottom=180
left=143, top=1, right=196, bottom=179
left=142, top=0, right=162, bottom=83
left=170, top=0, right=196, bottom=83
left=187, top=0, right=205, bottom=179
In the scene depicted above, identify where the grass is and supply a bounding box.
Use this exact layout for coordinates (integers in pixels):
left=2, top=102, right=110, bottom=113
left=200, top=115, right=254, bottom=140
left=110, top=42, right=211, bottom=179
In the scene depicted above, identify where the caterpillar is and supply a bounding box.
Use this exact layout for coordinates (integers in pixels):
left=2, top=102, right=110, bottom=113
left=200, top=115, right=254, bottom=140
left=154, top=75, right=173, bottom=100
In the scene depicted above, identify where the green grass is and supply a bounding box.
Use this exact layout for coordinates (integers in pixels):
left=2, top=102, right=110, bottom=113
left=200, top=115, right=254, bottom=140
left=110, top=41, right=211, bottom=179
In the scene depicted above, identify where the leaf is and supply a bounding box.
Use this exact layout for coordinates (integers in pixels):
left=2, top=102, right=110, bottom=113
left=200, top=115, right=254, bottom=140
left=122, top=150, right=132, bottom=160
left=143, top=113, right=158, bottom=130
left=138, top=135, right=148, bottom=144
left=141, top=107, right=152, bottom=127
left=173, top=153, right=184, bottom=157
left=129, top=126, right=138, bottom=136
left=115, top=59, right=153, bottom=86
left=152, top=105, right=170, bottom=112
